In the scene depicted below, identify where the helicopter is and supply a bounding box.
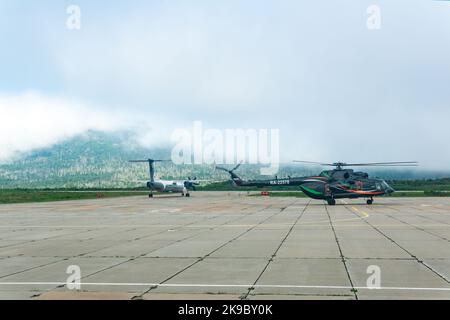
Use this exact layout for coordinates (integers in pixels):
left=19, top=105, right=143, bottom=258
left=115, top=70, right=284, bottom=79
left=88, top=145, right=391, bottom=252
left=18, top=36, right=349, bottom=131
left=216, top=161, right=418, bottom=205
left=129, top=159, right=199, bottom=198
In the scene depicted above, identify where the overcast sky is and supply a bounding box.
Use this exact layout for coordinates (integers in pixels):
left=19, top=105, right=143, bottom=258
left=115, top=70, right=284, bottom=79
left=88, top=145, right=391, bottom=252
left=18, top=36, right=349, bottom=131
left=1, top=0, right=449, bottom=168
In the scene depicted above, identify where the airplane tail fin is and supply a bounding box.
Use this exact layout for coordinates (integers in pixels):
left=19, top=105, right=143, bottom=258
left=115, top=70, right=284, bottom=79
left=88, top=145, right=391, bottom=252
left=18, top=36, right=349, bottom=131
left=129, top=159, right=169, bottom=182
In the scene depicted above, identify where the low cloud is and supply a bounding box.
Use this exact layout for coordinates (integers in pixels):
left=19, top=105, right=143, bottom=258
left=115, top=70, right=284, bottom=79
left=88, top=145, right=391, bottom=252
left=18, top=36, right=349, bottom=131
left=1, top=1, right=450, bottom=169
left=0, top=91, right=175, bottom=161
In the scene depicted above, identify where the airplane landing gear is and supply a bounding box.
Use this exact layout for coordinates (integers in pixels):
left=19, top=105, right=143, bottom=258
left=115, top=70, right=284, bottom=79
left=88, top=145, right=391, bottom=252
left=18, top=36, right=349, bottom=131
left=367, top=198, right=373, bottom=205
left=327, top=198, right=336, bottom=205
left=148, top=193, right=153, bottom=198
left=185, top=193, right=190, bottom=197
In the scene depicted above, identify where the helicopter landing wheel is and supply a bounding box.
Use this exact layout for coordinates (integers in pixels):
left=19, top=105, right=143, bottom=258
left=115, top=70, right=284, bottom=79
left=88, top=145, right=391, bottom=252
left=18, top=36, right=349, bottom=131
left=367, top=198, right=373, bottom=205
left=327, top=198, right=336, bottom=206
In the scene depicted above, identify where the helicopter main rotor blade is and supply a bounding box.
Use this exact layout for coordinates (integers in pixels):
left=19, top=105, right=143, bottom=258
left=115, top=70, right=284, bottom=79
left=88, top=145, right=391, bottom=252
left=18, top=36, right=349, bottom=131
left=354, top=164, right=419, bottom=167
left=293, top=160, right=418, bottom=167
left=344, top=162, right=418, bottom=167
left=292, top=160, right=334, bottom=166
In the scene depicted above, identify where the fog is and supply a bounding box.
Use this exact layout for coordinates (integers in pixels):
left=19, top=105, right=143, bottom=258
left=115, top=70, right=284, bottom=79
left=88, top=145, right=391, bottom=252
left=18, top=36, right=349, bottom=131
left=1, top=1, right=449, bottom=168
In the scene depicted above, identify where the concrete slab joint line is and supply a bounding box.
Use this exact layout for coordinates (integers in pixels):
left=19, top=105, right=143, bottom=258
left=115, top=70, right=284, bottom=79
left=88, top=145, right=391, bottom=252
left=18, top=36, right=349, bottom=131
left=241, top=200, right=309, bottom=300
left=132, top=200, right=298, bottom=299
left=325, top=204, right=358, bottom=300
left=342, top=202, right=450, bottom=286
left=0, top=195, right=449, bottom=299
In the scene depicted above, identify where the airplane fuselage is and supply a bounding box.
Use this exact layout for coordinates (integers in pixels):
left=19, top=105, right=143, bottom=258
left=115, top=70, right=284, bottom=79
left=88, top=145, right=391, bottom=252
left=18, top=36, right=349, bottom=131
left=147, top=180, right=188, bottom=194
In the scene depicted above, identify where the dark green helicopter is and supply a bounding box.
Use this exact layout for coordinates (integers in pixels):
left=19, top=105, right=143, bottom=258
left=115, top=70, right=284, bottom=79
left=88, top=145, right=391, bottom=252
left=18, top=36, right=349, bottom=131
left=216, top=161, right=418, bottom=205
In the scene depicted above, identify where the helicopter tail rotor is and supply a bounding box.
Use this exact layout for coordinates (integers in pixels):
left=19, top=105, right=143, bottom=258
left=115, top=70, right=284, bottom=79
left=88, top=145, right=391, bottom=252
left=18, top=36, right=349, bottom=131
left=215, top=161, right=243, bottom=174
left=215, top=161, right=244, bottom=186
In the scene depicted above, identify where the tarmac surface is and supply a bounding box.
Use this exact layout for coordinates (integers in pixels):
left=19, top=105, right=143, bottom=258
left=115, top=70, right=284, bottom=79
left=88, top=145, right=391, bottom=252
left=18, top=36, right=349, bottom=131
left=0, top=192, right=449, bottom=300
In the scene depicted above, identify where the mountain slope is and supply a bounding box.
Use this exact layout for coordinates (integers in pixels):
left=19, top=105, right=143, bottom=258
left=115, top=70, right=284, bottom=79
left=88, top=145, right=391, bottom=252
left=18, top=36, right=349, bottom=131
left=0, top=131, right=448, bottom=189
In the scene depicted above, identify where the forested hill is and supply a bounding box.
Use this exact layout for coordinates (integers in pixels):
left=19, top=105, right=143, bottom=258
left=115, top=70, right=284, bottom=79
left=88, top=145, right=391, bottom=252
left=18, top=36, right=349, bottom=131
left=0, top=131, right=449, bottom=189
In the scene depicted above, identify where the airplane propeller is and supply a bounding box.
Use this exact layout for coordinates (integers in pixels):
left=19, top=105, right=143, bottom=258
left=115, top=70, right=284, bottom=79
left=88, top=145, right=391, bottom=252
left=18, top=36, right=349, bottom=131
left=184, top=177, right=200, bottom=190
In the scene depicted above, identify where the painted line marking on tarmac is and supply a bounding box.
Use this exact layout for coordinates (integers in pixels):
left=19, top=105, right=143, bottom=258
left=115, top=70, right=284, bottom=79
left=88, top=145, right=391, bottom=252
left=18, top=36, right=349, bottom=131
left=339, top=200, right=370, bottom=219
left=351, top=207, right=370, bottom=218
left=0, top=282, right=449, bottom=292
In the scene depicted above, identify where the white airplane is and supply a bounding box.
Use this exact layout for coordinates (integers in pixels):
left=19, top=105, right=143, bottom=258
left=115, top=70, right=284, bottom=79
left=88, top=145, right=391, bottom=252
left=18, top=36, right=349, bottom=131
left=129, top=159, right=199, bottom=198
